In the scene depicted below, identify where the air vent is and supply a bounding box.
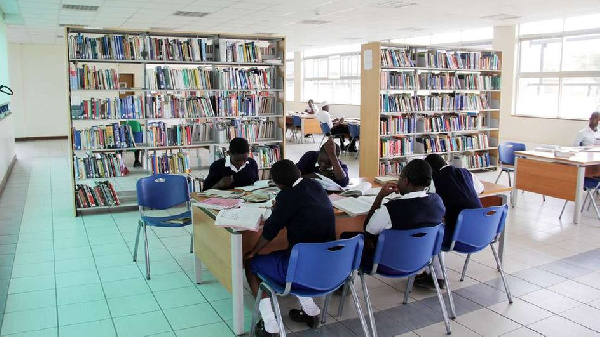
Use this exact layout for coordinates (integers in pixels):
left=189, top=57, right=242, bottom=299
left=374, top=1, right=417, bottom=9
left=59, top=24, right=86, bottom=28
left=149, top=27, right=174, bottom=31
left=480, top=14, right=521, bottom=21
left=62, top=4, right=99, bottom=11
left=343, top=37, right=362, bottom=40
left=398, top=26, right=424, bottom=32
left=297, top=20, right=331, bottom=25
left=173, top=11, right=210, bottom=17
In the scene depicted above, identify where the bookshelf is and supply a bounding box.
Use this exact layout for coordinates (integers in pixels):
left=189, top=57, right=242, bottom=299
left=66, top=28, right=286, bottom=214
left=360, top=42, right=502, bottom=177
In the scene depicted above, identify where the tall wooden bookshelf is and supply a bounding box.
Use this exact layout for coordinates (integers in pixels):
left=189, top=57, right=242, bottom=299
left=360, top=42, right=502, bottom=177
left=66, top=28, right=286, bottom=215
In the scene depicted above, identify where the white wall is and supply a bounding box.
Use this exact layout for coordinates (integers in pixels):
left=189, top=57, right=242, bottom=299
left=0, top=14, right=16, bottom=184
left=10, top=43, right=69, bottom=138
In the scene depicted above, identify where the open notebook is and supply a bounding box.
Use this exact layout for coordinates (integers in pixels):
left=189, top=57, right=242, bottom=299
left=340, top=182, right=381, bottom=197
left=332, top=196, right=377, bottom=217
left=215, top=206, right=265, bottom=232
left=195, top=198, right=243, bottom=210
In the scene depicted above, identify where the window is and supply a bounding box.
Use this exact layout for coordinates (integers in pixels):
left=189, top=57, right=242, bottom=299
left=285, top=56, right=294, bottom=102
left=516, top=16, right=600, bottom=120
left=302, top=51, right=361, bottom=105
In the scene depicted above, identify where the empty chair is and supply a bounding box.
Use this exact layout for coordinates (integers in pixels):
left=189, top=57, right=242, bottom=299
left=495, top=142, right=526, bottom=186
left=133, top=174, right=193, bottom=279
left=249, top=235, right=371, bottom=337
left=292, top=116, right=304, bottom=143
left=559, top=177, right=600, bottom=220
left=348, top=123, right=360, bottom=159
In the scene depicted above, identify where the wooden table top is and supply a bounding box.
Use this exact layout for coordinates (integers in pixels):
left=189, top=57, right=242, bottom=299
left=516, top=149, right=600, bottom=166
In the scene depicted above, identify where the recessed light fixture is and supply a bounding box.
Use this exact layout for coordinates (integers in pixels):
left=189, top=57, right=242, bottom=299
left=59, top=24, right=86, bottom=28
left=297, top=20, right=331, bottom=25
left=173, top=11, right=210, bottom=17
left=149, top=27, right=174, bottom=31
left=398, top=26, right=424, bottom=32
left=480, top=13, right=521, bottom=21
left=62, top=4, right=99, bottom=12
left=374, top=1, right=417, bottom=9
left=343, top=37, right=362, bottom=40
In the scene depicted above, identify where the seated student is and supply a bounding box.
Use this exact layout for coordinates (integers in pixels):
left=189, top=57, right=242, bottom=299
left=574, top=111, right=600, bottom=146
left=413, top=154, right=484, bottom=289
left=341, top=159, right=445, bottom=276
left=244, top=159, right=336, bottom=336
left=296, top=138, right=350, bottom=187
left=317, top=102, right=356, bottom=151
left=304, top=99, right=319, bottom=115
left=203, top=137, right=258, bottom=190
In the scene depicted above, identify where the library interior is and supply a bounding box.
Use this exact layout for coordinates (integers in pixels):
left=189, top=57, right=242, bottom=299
left=1, top=0, right=600, bottom=336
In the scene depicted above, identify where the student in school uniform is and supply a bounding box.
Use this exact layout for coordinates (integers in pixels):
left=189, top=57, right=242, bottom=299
left=413, top=153, right=484, bottom=289
left=341, top=159, right=446, bottom=279
left=203, top=137, right=259, bottom=190
left=244, top=159, right=336, bottom=336
left=296, top=138, right=350, bottom=187
left=574, top=111, right=600, bottom=146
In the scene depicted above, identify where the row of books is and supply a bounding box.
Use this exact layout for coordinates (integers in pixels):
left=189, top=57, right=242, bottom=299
left=381, top=48, right=500, bottom=70
left=452, top=152, right=494, bottom=169
left=415, top=134, right=490, bottom=153
left=68, top=33, right=212, bottom=62
left=146, top=122, right=213, bottom=147
left=149, top=151, right=191, bottom=175
left=249, top=145, right=281, bottom=169
left=214, top=68, right=275, bottom=90
left=71, top=95, right=144, bottom=120
left=379, top=160, right=407, bottom=176
left=73, top=153, right=128, bottom=179
left=147, top=66, right=212, bottom=90
left=72, top=124, right=138, bottom=150
left=418, top=114, right=486, bottom=133
left=381, top=94, right=492, bottom=113
left=380, top=116, right=417, bottom=135
left=381, top=73, right=501, bottom=91
left=69, top=64, right=119, bottom=90
left=75, top=181, right=120, bottom=208
left=223, top=41, right=265, bottom=63
left=381, top=137, right=413, bottom=158
left=215, top=120, right=276, bottom=143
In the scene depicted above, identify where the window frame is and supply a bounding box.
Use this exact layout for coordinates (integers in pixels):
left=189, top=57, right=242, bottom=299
left=302, top=51, right=361, bottom=105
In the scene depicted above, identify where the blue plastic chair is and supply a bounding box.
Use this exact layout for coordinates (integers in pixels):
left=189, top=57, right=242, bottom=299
left=559, top=177, right=600, bottom=220
left=340, top=225, right=452, bottom=336
left=291, top=116, right=302, bottom=142
left=249, top=235, right=371, bottom=337
left=133, top=174, right=192, bottom=279
left=348, top=123, right=360, bottom=159
left=495, top=142, right=526, bottom=186
left=443, top=206, right=512, bottom=317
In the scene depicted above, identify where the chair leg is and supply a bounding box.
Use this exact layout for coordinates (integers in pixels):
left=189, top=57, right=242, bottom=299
left=360, top=272, right=377, bottom=337
left=494, top=170, right=502, bottom=184
left=403, top=275, right=415, bottom=305
left=189, top=233, right=193, bottom=253
left=588, top=192, right=600, bottom=219
left=143, top=221, right=151, bottom=280
left=559, top=200, right=568, bottom=219
left=491, top=244, right=513, bottom=303
left=337, top=281, right=349, bottom=317
left=133, top=220, right=142, bottom=262
left=349, top=276, right=372, bottom=337
left=438, top=254, right=456, bottom=319
left=430, top=264, right=451, bottom=335
left=269, top=291, right=286, bottom=337
left=581, top=192, right=590, bottom=212
left=321, top=294, right=330, bottom=324
left=460, top=254, right=471, bottom=281
left=507, top=171, right=512, bottom=187
left=250, top=286, right=264, bottom=337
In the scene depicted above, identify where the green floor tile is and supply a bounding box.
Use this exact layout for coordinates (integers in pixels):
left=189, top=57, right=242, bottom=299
left=147, top=332, right=175, bottom=337
left=141, top=260, right=183, bottom=276
left=176, top=322, right=235, bottom=337
left=53, top=237, right=90, bottom=250
left=57, top=283, right=105, bottom=306
left=5, top=289, right=56, bottom=312
left=153, top=286, right=207, bottom=310
left=54, top=247, right=92, bottom=261
left=55, top=269, right=100, bottom=288
left=225, top=317, right=253, bottom=334
left=103, top=278, right=151, bottom=299
left=94, top=253, right=133, bottom=269
left=211, top=298, right=254, bottom=321
left=97, top=264, right=142, bottom=283
left=8, top=274, right=55, bottom=294
left=16, top=232, right=52, bottom=243
left=0, top=327, right=58, bottom=337
left=58, top=300, right=111, bottom=326
left=113, top=311, right=172, bottom=337
left=0, top=307, right=57, bottom=335
left=15, top=240, right=54, bottom=253
left=197, top=282, right=232, bottom=302
left=54, top=257, right=96, bottom=274
left=58, top=319, right=116, bottom=337
left=12, top=250, right=54, bottom=265
left=163, top=303, right=222, bottom=330
left=146, top=271, right=192, bottom=292
left=107, top=292, right=160, bottom=317
left=91, top=243, right=131, bottom=257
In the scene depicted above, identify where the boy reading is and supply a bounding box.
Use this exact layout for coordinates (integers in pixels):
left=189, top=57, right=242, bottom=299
left=296, top=138, right=350, bottom=187
left=203, top=137, right=259, bottom=190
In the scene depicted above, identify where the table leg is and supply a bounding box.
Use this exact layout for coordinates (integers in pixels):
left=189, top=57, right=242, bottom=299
left=512, top=158, right=519, bottom=208
left=497, top=194, right=508, bottom=263
left=300, top=119, right=305, bottom=144
left=574, top=166, right=586, bottom=224
left=194, top=255, right=203, bottom=284
left=231, top=234, right=245, bottom=335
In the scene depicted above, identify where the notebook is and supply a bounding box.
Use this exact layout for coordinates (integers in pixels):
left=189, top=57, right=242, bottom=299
left=332, top=196, right=376, bottom=217
left=314, top=173, right=344, bottom=192
left=374, top=176, right=398, bottom=184
left=195, top=198, right=243, bottom=210
left=215, top=206, right=264, bottom=232
left=340, top=182, right=381, bottom=197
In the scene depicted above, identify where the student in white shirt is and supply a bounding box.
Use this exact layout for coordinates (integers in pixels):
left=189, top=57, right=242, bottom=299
left=304, top=99, right=319, bottom=115
left=574, top=111, right=600, bottom=146
left=317, top=102, right=357, bottom=151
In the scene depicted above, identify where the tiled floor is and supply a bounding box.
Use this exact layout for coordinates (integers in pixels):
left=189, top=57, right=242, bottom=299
left=0, top=140, right=599, bottom=337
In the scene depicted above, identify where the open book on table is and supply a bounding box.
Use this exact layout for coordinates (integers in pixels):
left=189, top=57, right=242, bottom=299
left=340, top=182, right=381, bottom=198
left=313, top=173, right=344, bottom=192
left=215, top=206, right=265, bottom=232
left=332, top=196, right=377, bottom=217
left=195, top=197, right=243, bottom=210
left=374, top=176, right=398, bottom=184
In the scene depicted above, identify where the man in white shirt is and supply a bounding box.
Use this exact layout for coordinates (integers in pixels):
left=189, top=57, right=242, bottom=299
left=317, top=102, right=356, bottom=151
left=574, top=111, right=600, bottom=146
left=304, top=99, right=319, bottom=115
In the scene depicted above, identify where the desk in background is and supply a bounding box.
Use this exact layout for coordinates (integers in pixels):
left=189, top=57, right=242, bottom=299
left=285, top=114, right=322, bottom=143
left=192, top=178, right=511, bottom=335
left=514, top=149, right=600, bottom=224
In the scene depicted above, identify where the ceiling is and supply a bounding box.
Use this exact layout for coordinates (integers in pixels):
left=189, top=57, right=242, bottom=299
left=1, top=0, right=600, bottom=50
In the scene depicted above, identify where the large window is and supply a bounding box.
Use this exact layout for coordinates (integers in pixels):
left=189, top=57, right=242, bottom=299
left=302, top=46, right=361, bottom=105
left=516, top=15, right=600, bottom=120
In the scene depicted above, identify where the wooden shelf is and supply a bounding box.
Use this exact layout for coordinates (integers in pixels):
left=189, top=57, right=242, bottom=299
left=69, top=58, right=282, bottom=67
left=71, top=114, right=284, bottom=122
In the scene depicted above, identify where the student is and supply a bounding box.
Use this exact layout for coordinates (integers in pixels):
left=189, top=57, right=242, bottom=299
left=203, top=137, right=259, bottom=190
left=244, top=159, right=336, bottom=335
left=413, top=154, right=484, bottom=289
left=574, top=111, right=600, bottom=146
left=304, top=99, right=319, bottom=115
left=317, top=102, right=356, bottom=151
left=341, top=160, right=445, bottom=278
left=296, top=138, right=350, bottom=187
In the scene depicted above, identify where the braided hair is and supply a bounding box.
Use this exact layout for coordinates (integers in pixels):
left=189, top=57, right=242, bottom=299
left=402, top=159, right=432, bottom=188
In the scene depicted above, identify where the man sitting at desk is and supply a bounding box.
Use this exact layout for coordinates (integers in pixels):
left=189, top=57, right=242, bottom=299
left=296, top=138, right=350, bottom=187
left=304, top=99, right=319, bottom=115
left=317, top=102, right=357, bottom=152
left=574, top=111, right=600, bottom=146
left=203, top=137, right=259, bottom=190
left=244, top=159, right=336, bottom=335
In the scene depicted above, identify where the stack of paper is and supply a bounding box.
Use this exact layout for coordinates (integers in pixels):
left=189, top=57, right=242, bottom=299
left=215, top=206, right=264, bottom=232
left=195, top=198, right=243, bottom=210
left=332, top=196, right=376, bottom=217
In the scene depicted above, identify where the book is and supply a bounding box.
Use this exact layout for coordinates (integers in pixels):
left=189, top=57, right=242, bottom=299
left=374, top=176, right=398, bottom=184
left=199, top=189, right=244, bottom=198
left=332, top=196, right=376, bottom=217
left=314, top=173, right=343, bottom=192
left=196, top=197, right=243, bottom=210
left=215, top=206, right=264, bottom=232
left=340, top=182, right=381, bottom=197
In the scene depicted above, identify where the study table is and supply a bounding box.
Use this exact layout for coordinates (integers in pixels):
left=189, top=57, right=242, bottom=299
left=285, top=114, right=322, bottom=143
left=191, top=178, right=511, bottom=335
left=514, top=148, right=600, bottom=224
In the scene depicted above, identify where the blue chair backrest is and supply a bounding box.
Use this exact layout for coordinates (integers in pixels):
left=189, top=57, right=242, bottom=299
left=450, top=205, right=508, bottom=252
left=136, top=174, right=190, bottom=210
left=293, top=116, right=302, bottom=128
left=373, top=224, right=444, bottom=274
left=349, top=124, right=360, bottom=139
left=498, top=142, right=526, bottom=166
left=285, top=235, right=363, bottom=292
left=320, top=122, right=331, bottom=135
left=584, top=177, right=600, bottom=190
